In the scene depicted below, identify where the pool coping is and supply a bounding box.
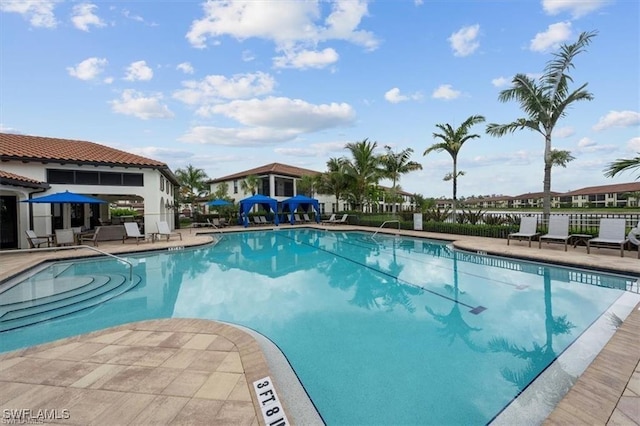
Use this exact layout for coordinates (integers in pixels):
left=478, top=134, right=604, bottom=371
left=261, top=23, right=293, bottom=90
left=1, top=225, right=638, bottom=424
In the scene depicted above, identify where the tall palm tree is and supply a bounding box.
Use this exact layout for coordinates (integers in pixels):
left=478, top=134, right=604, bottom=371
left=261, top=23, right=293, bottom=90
left=344, top=138, right=384, bottom=212
left=604, top=154, right=640, bottom=180
left=175, top=164, right=209, bottom=213
left=318, top=157, right=350, bottom=213
left=424, top=115, right=485, bottom=223
left=381, top=145, right=423, bottom=214
left=486, top=31, right=597, bottom=220
left=240, top=174, right=260, bottom=196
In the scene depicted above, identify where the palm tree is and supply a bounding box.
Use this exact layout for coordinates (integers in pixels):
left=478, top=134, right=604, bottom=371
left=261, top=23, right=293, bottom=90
left=424, top=115, right=485, bottom=223
left=343, top=138, right=384, bottom=212
left=604, top=154, right=640, bottom=180
left=240, top=174, right=260, bottom=196
left=317, top=157, right=350, bottom=213
left=175, top=164, right=209, bottom=214
left=297, top=174, right=320, bottom=197
left=381, top=145, right=423, bottom=214
left=486, top=31, right=597, bottom=220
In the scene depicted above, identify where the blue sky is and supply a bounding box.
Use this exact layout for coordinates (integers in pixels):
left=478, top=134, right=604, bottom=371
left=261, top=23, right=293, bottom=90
left=1, top=0, right=638, bottom=198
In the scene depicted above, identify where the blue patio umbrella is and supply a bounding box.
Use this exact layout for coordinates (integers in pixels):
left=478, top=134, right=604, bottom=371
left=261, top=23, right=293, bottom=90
left=22, top=190, right=107, bottom=204
left=207, top=199, right=232, bottom=207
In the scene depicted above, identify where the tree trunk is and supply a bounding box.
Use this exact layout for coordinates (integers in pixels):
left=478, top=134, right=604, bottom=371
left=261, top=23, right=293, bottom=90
left=543, top=134, right=552, bottom=221
left=452, top=158, right=458, bottom=224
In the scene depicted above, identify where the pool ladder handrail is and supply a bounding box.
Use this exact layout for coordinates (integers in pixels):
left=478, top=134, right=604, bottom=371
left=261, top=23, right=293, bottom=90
left=1, top=245, right=133, bottom=281
left=372, top=220, right=400, bottom=238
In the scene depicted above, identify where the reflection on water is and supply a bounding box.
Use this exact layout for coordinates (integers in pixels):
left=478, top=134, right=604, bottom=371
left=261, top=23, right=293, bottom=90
left=1, top=229, right=632, bottom=425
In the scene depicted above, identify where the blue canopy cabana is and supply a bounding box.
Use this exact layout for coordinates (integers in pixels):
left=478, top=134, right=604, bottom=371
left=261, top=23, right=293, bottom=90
left=281, top=195, right=321, bottom=224
left=239, top=194, right=279, bottom=227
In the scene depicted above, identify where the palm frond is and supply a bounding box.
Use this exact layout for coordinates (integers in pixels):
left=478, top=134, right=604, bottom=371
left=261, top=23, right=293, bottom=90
left=604, top=155, right=640, bottom=179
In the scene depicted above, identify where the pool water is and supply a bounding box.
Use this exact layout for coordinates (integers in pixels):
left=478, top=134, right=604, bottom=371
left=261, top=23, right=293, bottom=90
left=0, top=229, right=636, bottom=424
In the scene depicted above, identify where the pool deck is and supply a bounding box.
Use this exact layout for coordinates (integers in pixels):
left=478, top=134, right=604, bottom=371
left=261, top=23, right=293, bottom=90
left=0, top=224, right=638, bottom=425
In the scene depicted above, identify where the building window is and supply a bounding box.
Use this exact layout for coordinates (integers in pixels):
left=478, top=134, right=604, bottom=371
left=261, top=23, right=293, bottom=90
left=46, top=169, right=144, bottom=186
left=160, top=177, right=164, bottom=191
left=233, top=180, right=238, bottom=194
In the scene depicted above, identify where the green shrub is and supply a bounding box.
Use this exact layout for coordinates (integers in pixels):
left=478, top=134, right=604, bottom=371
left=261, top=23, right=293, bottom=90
left=110, top=208, right=137, bottom=217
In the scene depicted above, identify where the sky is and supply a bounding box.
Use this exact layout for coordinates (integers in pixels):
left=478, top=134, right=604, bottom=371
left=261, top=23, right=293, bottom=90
left=1, top=0, right=639, bottom=199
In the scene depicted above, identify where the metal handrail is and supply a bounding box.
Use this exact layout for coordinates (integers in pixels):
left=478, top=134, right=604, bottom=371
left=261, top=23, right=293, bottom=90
left=0, top=245, right=133, bottom=281
left=372, top=220, right=400, bottom=238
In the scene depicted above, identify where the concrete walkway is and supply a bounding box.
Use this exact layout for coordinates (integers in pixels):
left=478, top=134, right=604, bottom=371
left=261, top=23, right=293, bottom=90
left=1, top=225, right=638, bottom=424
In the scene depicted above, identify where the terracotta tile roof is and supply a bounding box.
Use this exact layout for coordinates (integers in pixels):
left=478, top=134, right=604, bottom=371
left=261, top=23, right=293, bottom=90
left=0, top=170, right=49, bottom=189
left=512, top=191, right=561, bottom=199
left=562, top=182, right=640, bottom=196
left=0, top=133, right=166, bottom=167
left=210, top=162, right=321, bottom=183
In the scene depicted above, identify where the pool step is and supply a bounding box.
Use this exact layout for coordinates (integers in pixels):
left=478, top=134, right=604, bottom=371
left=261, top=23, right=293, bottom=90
left=0, top=274, right=141, bottom=332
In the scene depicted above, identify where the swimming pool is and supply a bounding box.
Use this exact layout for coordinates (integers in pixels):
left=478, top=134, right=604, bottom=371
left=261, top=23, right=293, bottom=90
left=1, top=229, right=638, bottom=424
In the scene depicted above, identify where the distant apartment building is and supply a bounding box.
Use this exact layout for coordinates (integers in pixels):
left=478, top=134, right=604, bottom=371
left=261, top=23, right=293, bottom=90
left=458, top=182, right=640, bottom=210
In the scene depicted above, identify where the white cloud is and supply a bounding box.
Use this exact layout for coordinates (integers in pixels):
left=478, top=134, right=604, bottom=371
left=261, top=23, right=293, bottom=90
left=185, top=0, right=378, bottom=57
left=129, top=146, right=193, bottom=160
left=0, top=124, right=23, bottom=134
left=530, top=21, right=572, bottom=52
left=177, top=62, right=194, bottom=74
left=67, top=57, right=108, bottom=81
left=491, top=76, right=509, bottom=88
left=554, top=126, right=575, bottom=138
left=592, top=110, right=640, bottom=131
left=431, top=84, right=461, bottom=100
left=273, top=48, right=339, bottom=69
left=384, top=87, right=422, bottom=104
left=178, top=97, right=356, bottom=146
left=209, top=97, right=355, bottom=132
left=448, top=24, right=480, bottom=57
left=0, top=0, right=58, bottom=28
left=109, top=89, right=174, bottom=120
left=173, top=72, right=276, bottom=107
left=179, top=126, right=299, bottom=146
left=542, top=0, right=610, bottom=18
left=414, top=0, right=424, bottom=5
left=575, top=138, right=618, bottom=154
left=627, top=137, right=640, bottom=152
left=103, top=76, right=114, bottom=84
left=577, top=137, right=596, bottom=148
left=71, top=3, right=105, bottom=32
left=242, top=50, right=255, bottom=62
left=275, top=141, right=346, bottom=157
left=124, top=60, right=153, bottom=81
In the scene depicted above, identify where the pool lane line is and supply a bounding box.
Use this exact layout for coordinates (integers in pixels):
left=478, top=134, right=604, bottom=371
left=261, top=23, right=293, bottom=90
left=277, top=233, right=487, bottom=315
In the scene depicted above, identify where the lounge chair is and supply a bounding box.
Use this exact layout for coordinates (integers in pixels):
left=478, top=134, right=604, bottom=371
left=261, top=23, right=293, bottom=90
left=25, top=230, right=51, bottom=248
left=54, top=229, right=76, bottom=246
left=155, top=221, right=183, bottom=242
left=123, top=222, right=151, bottom=244
left=587, top=218, right=629, bottom=257
left=322, top=214, right=336, bottom=224
left=332, top=214, right=349, bottom=225
left=294, top=214, right=303, bottom=223
left=259, top=216, right=271, bottom=224
left=303, top=213, right=312, bottom=223
left=253, top=216, right=262, bottom=226
left=79, top=227, right=101, bottom=246
left=538, top=215, right=570, bottom=251
left=628, top=220, right=639, bottom=259
left=507, top=216, right=539, bottom=247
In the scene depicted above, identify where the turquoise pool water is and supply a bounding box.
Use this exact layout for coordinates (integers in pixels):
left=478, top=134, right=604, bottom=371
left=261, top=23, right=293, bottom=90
left=0, top=229, right=636, bottom=424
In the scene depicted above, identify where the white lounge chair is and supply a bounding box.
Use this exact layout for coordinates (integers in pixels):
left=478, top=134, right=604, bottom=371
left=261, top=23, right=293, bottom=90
left=155, top=221, right=182, bottom=242
left=25, top=230, right=51, bottom=248
left=507, top=216, right=540, bottom=247
left=54, top=229, right=75, bottom=246
left=628, top=220, right=639, bottom=259
left=587, top=218, right=629, bottom=257
left=329, top=213, right=349, bottom=225
left=303, top=213, right=312, bottom=223
left=123, top=222, right=151, bottom=244
left=322, top=214, right=336, bottom=224
left=539, top=216, right=570, bottom=251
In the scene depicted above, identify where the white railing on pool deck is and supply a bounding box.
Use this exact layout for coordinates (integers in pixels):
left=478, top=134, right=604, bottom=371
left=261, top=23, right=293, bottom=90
left=372, top=220, right=400, bottom=238
left=0, top=245, right=133, bottom=281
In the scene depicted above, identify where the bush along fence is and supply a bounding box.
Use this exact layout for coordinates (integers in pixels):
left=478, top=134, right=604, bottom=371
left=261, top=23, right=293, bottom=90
left=351, top=210, right=640, bottom=239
